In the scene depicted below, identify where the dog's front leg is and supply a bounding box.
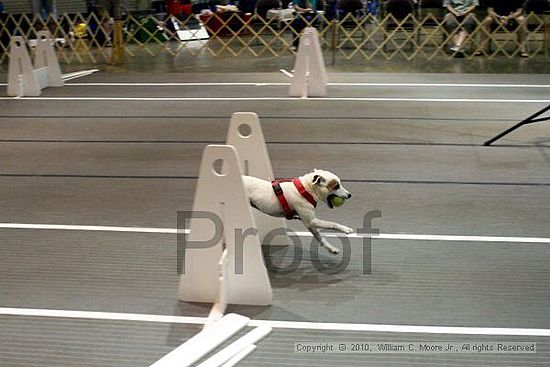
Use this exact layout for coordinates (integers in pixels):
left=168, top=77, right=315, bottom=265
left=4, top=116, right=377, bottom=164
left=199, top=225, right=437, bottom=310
left=308, top=226, right=340, bottom=254
left=296, top=209, right=354, bottom=234
left=296, top=208, right=353, bottom=254
left=309, top=218, right=354, bottom=234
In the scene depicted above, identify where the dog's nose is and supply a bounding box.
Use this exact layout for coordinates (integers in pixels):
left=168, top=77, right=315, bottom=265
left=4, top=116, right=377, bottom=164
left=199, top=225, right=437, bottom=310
left=347, top=193, right=352, bottom=199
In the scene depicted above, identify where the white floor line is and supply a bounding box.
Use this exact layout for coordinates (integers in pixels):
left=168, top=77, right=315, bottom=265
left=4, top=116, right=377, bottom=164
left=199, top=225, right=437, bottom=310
left=1, top=96, right=548, bottom=103
left=44, top=82, right=550, bottom=88
left=2, top=81, right=550, bottom=88
left=0, top=82, right=285, bottom=87
left=0, top=223, right=177, bottom=234
left=0, top=307, right=207, bottom=324
left=1, top=222, right=550, bottom=244
left=70, top=82, right=290, bottom=87
left=329, top=83, right=550, bottom=88
left=1, top=307, right=549, bottom=336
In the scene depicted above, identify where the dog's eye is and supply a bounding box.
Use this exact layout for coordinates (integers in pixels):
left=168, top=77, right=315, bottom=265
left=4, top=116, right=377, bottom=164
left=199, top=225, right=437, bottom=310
left=334, top=184, right=340, bottom=190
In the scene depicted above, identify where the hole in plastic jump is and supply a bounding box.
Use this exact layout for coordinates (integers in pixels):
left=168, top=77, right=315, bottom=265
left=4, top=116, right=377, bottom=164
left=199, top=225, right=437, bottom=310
left=238, top=124, right=252, bottom=138
left=212, top=159, right=227, bottom=176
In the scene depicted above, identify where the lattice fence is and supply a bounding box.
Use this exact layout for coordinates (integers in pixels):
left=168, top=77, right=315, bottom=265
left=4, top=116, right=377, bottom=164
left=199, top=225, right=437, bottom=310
left=0, top=11, right=548, bottom=65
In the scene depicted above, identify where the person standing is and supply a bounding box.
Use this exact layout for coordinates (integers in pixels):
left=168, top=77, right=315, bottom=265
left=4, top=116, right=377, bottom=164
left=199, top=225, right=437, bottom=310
left=290, top=0, right=318, bottom=49
left=30, top=0, right=57, bottom=19
left=337, top=0, right=363, bottom=19
left=475, top=0, right=528, bottom=57
left=443, top=0, right=478, bottom=54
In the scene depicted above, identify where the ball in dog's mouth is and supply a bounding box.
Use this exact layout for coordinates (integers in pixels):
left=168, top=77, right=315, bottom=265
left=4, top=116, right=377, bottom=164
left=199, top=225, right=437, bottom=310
left=327, top=194, right=346, bottom=208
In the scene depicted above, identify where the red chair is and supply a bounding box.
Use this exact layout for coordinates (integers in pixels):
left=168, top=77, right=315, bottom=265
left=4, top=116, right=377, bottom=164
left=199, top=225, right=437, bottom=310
left=167, top=0, right=193, bottom=16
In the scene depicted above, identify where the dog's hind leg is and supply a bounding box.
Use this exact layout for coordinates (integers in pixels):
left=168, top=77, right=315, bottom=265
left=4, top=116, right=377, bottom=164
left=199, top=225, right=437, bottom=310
left=308, top=227, right=340, bottom=254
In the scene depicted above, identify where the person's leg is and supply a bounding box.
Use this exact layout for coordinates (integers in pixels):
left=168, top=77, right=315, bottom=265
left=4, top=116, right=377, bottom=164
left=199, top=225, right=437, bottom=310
left=291, top=16, right=306, bottom=48
left=450, top=14, right=467, bottom=52
left=51, top=0, right=57, bottom=18
left=38, top=0, right=47, bottom=18
left=454, top=13, right=477, bottom=52
left=475, top=15, right=492, bottom=54
left=443, top=13, right=455, bottom=33
left=443, top=13, right=460, bottom=49
left=43, top=0, right=58, bottom=34
left=95, top=0, right=112, bottom=45
left=455, top=29, right=467, bottom=49
left=515, top=14, right=528, bottom=56
left=30, top=0, right=40, bottom=15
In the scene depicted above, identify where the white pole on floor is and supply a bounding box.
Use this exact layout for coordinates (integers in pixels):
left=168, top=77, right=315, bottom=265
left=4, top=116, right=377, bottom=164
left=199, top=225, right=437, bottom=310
left=148, top=313, right=250, bottom=367
left=220, top=344, right=257, bottom=367
left=196, top=326, right=272, bottom=367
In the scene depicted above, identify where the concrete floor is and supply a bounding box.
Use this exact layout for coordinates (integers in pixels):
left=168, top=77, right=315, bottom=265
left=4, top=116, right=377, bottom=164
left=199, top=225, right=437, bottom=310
left=0, top=72, right=549, bottom=366
left=51, top=54, right=550, bottom=77
left=1, top=41, right=549, bottom=76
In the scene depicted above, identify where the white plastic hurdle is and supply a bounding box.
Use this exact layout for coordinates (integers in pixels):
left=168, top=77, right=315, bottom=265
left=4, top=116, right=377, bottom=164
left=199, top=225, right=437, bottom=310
left=7, top=30, right=64, bottom=97
left=181, top=112, right=298, bottom=323
left=226, top=112, right=288, bottom=247
left=289, top=27, right=327, bottom=98
left=178, top=145, right=273, bottom=313
left=171, top=115, right=285, bottom=366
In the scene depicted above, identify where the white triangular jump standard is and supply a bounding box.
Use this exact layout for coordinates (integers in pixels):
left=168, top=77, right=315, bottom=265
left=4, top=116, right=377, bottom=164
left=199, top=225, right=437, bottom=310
left=7, top=36, right=40, bottom=96
left=289, top=27, right=327, bottom=98
left=7, top=31, right=63, bottom=97
left=34, top=30, right=64, bottom=88
left=226, top=112, right=288, bottom=246
left=179, top=145, right=272, bottom=315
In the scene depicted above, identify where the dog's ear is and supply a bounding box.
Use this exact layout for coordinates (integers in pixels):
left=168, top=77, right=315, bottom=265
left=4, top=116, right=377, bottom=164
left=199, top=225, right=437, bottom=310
left=313, top=174, right=326, bottom=186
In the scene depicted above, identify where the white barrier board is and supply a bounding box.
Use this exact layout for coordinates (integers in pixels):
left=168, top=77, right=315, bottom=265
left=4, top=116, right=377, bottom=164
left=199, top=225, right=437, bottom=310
left=289, top=27, right=327, bottom=98
left=227, top=112, right=288, bottom=246
left=179, top=145, right=272, bottom=306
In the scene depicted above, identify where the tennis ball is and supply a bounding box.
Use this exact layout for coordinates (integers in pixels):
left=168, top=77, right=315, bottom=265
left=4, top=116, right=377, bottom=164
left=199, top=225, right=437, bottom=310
left=331, top=196, right=345, bottom=207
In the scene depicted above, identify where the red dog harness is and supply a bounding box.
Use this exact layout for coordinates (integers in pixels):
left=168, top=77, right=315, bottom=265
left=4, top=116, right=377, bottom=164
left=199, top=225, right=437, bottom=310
left=272, top=178, right=317, bottom=220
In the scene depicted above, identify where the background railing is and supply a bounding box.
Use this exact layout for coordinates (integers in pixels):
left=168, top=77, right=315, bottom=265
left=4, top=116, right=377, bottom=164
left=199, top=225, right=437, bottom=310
left=0, top=11, right=548, bottom=65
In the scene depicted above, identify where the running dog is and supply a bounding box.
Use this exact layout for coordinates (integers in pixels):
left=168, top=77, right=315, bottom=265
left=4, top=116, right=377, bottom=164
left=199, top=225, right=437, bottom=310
left=243, top=169, right=353, bottom=254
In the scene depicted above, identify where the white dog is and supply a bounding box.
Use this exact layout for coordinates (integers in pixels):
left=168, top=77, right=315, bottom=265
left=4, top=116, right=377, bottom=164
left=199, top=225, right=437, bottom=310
left=243, top=169, right=353, bottom=254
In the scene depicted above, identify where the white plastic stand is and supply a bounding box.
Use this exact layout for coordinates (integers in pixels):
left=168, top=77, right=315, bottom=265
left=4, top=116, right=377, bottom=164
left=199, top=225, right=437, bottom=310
left=7, top=36, right=41, bottom=97
left=34, top=30, right=64, bottom=88
left=226, top=112, right=288, bottom=247
left=205, top=248, right=228, bottom=325
left=179, top=145, right=272, bottom=310
left=7, top=31, right=63, bottom=97
left=289, top=27, right=327, bottom=98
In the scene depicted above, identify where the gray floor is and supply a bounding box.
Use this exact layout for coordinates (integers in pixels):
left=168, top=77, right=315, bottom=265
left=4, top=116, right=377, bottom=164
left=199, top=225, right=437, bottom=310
left=0, top=72, right=549, bottom=366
